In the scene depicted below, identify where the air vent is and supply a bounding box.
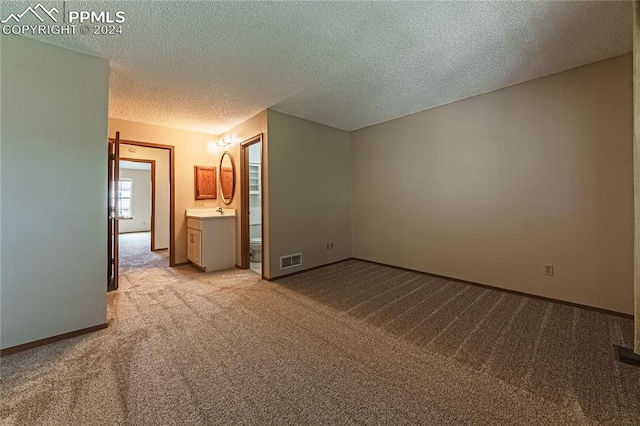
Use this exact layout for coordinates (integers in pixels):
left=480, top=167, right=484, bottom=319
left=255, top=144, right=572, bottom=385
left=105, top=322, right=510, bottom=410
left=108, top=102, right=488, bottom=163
left=280, top=253, right=302, bottom=270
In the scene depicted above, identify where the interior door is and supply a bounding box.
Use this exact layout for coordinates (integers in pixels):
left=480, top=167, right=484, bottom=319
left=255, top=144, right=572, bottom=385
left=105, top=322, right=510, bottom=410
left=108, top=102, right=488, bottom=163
left=107, top=132, right=121, bottom=291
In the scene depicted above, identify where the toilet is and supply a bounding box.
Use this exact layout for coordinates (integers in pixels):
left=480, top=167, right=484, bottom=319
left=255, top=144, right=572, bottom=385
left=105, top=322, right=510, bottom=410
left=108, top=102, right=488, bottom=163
left=250, top=237, right=262, bottom=262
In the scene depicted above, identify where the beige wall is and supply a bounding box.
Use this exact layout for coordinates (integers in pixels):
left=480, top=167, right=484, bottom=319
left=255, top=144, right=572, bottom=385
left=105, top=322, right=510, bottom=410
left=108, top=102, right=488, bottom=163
left=119, top=147, right=170, bottom=248
left=352, top=54, right=634, bottom=314
left=1, top=36, right=109, bottom=349
left=119, top=168, right=152, bottom=234
left=217, top=111, right=269, bottom=273
left=108, top=118, right=218, bottom=264
left=267, top=110, right=352, bottom=279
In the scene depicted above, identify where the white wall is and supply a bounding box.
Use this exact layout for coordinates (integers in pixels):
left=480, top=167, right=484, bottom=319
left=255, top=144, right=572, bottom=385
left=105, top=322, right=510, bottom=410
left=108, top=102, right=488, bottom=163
left=351, top=54, right=634, bottom=314
left=0, top=36, right=109, bottom=349
left=267, top=110, right=352, bottom=278
left=119, top=168, right=152, bottom=234
left=120, top=145, right=170, bottom=249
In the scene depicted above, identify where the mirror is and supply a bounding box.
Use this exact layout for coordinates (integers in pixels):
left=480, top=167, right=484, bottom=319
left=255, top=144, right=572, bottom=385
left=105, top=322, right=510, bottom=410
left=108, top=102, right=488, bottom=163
left=219, top=151, right=235, bottom=205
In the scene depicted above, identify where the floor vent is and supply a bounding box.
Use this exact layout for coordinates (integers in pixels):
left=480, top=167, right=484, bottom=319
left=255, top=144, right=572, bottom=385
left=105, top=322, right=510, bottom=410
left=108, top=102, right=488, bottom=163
left=280, top=253, right=302, bottom=270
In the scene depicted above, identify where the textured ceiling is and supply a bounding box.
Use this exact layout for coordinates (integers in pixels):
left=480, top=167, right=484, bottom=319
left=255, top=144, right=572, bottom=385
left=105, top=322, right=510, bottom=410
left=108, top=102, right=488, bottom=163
left=4, top=1, right=632, bottom=134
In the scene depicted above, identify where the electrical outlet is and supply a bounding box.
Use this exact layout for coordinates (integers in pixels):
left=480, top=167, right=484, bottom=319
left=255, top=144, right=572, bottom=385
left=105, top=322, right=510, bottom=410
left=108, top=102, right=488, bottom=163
left=544, top=264, right=554, bottom=276
left=326, top=242, right=334, bottom=250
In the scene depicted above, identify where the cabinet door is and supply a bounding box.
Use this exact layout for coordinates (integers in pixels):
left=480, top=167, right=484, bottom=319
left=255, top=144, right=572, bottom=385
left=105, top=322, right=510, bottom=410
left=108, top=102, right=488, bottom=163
left=187, top=229, right=203, bottom=266
left=187, top=229, right=195, bottom=262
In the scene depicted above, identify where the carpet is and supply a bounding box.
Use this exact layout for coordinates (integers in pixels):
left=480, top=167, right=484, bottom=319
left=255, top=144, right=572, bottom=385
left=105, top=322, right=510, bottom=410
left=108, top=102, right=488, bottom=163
left=1, top=255, right=638, bottom=424
left=119, top=232, right=169, bottom=273
left=276, top=259, right=640, bottom=424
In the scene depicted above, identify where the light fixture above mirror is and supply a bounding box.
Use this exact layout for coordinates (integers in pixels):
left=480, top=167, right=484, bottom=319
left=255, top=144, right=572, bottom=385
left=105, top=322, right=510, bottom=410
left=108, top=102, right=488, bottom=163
left=217, top=136, right=233, bottom=147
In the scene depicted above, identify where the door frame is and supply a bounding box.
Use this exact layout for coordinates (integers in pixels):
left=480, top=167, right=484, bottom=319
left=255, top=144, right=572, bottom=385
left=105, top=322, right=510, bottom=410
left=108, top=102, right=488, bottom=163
left=119, top=158, right=156, bottom=251
left=240, top=134, right=264, bottom=276
left=108, top=134, right=121, bottom=291
left=109, top=138, right=176, bottom=267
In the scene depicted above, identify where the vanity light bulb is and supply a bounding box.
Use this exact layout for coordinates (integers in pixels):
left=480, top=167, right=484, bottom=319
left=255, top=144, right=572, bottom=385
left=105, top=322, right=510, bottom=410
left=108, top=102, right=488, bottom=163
left=217, top=136, right=232, bottom=147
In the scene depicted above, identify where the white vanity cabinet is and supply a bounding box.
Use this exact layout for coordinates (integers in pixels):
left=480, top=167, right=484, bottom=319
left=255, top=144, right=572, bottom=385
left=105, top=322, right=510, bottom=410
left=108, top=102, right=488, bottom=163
left=186, top=209, right=236, bottom=272
left=186, top=224, right=203, bottom=266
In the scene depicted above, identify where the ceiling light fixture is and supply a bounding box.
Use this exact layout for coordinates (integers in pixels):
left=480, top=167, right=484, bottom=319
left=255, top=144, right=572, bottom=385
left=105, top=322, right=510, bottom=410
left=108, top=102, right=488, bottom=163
left=217, top=136, right=232, bottom=147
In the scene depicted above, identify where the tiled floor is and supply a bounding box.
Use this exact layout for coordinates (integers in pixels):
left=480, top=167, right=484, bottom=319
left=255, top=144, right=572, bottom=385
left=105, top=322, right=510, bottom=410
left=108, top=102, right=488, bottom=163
left=250, top=261, right=262, bottom=275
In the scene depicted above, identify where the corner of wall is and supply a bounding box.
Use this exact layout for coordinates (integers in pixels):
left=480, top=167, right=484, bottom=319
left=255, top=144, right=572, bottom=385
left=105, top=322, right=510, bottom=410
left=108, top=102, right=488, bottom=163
left=265, top=111, right=352, bottom=279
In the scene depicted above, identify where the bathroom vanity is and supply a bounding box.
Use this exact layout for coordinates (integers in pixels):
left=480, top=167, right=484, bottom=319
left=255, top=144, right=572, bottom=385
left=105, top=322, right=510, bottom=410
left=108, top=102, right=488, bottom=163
left=186, top=208, right=236, bottom=272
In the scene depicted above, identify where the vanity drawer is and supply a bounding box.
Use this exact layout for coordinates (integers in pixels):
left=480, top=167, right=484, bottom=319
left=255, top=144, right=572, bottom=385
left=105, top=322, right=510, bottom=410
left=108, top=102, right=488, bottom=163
left=187, top=218, right=203, bottom=230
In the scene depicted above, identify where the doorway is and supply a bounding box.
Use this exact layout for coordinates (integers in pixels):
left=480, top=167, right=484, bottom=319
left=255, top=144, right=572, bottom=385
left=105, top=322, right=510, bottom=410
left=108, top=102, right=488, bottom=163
left=240, top=134, right=264, bottom=277
left=117, top=158, right=170, bottom=272
left=119, top=158, right=155, bottom=249
left=108, top=135, right=176, bottom=291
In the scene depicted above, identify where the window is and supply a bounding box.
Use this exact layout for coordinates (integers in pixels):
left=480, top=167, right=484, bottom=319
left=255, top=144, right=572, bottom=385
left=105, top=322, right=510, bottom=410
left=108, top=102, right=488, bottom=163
left=118, top=178, right=133, bottom=218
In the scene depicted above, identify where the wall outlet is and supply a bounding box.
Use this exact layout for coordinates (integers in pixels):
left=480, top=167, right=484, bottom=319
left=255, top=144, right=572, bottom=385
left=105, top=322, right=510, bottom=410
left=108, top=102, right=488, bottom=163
left=326, top=242, right=334, bottom=250
left=195, top=201, right=204, bottom=207
left=544, top=264, right=554, bottom=276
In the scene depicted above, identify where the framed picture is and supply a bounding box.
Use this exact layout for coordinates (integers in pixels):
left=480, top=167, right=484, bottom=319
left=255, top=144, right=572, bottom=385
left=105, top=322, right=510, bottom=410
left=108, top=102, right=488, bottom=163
left=194, top=165, right=217, bottom=200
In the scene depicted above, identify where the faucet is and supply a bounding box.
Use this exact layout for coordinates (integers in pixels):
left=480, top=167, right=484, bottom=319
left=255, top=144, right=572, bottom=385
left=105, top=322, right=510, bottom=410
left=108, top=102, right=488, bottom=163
left=216, top=207, right=224, bottom=215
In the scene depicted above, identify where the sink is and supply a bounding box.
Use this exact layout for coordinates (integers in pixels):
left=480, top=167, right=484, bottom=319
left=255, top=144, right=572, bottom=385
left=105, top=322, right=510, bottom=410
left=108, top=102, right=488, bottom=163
left=185, top=208, right=236, bottom=218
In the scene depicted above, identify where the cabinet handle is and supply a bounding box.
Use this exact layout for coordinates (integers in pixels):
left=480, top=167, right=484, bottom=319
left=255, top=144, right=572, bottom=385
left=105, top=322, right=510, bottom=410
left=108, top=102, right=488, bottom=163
left=190, top=235, right=194, bottom=243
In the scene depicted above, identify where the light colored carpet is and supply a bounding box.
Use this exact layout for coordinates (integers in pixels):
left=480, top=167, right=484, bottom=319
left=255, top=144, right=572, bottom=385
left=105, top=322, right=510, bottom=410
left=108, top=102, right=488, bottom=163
left=119, top=232, right=169, bottom=273
left=277, top=260, right=640, bottom=425
left=1, top=255, right=637, bottom=424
